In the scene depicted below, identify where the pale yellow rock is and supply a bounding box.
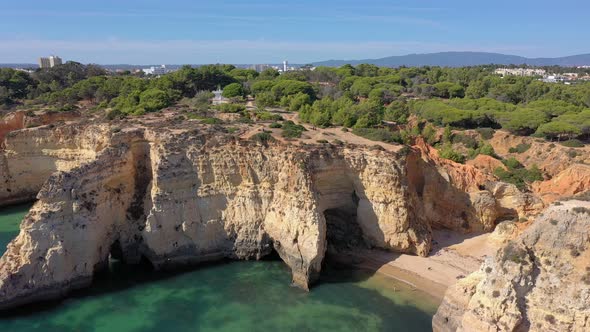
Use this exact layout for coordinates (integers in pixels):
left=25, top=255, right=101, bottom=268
left=434, top=200, right=590, bottom=332
left=0, top=122, right=544, bottom=309
left=0, top=123, right=109, bottom=206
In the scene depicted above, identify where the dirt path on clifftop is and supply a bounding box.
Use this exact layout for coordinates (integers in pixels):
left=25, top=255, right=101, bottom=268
left=240, top=110, right=403, bottom=152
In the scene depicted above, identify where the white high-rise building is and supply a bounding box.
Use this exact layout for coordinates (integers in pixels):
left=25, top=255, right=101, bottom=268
left=49, top=56, right=62, bottom=67
left=38, top=57, right=50, bottom=69
left=38, top=55, right=62, bottom=68
left=283, top=60, right=288, bottom=72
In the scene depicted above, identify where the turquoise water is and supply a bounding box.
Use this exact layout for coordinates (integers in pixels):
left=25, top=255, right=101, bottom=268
left=0, top=203, right=31, bottom=252
left=0, top=204, right=437, bottom=332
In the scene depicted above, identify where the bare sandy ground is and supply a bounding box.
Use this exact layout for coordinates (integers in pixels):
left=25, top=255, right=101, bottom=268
left=240, top=110, right=404, bottom=152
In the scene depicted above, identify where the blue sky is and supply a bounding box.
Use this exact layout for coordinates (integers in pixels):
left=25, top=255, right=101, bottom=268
left=1, top=0, right=588, bottom=64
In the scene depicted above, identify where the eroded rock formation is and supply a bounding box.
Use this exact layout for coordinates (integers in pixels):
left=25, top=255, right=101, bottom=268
left=533, top=164, right=590, bottom=204
left=433, top=200, right=590, bottom=332
left=0, top=119, right=542, bottom=309
left=489, top=131, right=590, bottom=178
left=466, top=154, right=507, bottom=174
left=410, top=138, right=542, bottom=231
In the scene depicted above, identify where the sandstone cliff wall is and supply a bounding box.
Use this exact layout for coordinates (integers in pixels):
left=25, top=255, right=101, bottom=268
left=433, top=200, right=590, bottom=332
left=0, top=140, right=139, bottom=308
left=0, top=124, right=542, bottom=309
left=0, top=110, right=81, bottom=148
left=410, top=138, right=542, bottom=231
left=0, top=123, right=108, bottom=206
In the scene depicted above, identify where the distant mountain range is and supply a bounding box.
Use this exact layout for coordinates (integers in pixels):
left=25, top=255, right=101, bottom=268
left=312, top=52, right=590, bottom=68
left=0, top=63, right=37, bottom=69
left=3, top=52, right=590, bottom=69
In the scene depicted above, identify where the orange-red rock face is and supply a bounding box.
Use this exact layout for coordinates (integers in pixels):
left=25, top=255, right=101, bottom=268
left=466, top=154, right=507, bottom=174
left=0, top=111, right=25, bottom=147
left=533, top=164, right=590, bottom=203
left=489, top=131, right=590, bottom=178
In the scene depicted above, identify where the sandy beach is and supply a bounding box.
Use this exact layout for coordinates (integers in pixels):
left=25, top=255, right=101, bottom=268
left=340, top=229, right=511, bottom=301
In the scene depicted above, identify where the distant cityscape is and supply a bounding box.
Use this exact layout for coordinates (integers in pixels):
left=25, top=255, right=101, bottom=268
left=17, top=55, right=311, bottom=76
left=494, top=67, right=590, bottom=84
left=4, top=54, right=590, bottom=85
left=137, top=61, right=310, bottom=76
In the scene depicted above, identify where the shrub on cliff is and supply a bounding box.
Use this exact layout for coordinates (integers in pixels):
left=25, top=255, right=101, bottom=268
left=106, top=108, right=123, bottom=120
left=501, top=242, right=527, bottom=264
left=476, top=127, right=495, bottom=140
left=503, top=157, right=522, bottom=169
left=466, top=142, right=497, bottom=160
left=572, top=207, right=590, bottom=215
left=508, top=143, right=531, bottom=154
left=200, top=117, right=223, bottom=125
left=256, top=111, right=283, bottom=121
left=215, top=103, right=245, bottom=113
left=560, top=139, right=585, bottom=148
left=49, top=104, right=79, bottom=113
left=452, top=133, right=479, bottom=149
left=352, top=127, right=402, bottom=144
left=421, top=124, right=438, bottom=145
left=281, top=120, right=306, bottom=138
left=439, top=144, right=466, bottom=163
left=442, top=125, right=453, bottom=143
left=494, top=162, right=543, bottom=190
left=250, top=132, right=274, bottom=144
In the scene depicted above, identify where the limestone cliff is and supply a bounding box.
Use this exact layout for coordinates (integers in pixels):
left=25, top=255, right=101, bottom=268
left=433, top=200, right=590, bottom=332
left=0, top=121, right=541, bottom=309
left=0, top=110, right=80, bottom=147
left=0, top=123, right=108, bottom=206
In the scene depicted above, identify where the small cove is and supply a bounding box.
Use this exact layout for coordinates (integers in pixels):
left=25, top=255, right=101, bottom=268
left=0, top=204, right=437, bottom=332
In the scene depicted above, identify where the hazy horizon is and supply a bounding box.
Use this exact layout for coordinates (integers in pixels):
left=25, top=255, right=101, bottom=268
left=3, top=50, right=590, bottom=67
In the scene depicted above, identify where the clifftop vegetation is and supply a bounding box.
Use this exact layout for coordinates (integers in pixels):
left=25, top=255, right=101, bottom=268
left=2, top=62, right=589, bottom=146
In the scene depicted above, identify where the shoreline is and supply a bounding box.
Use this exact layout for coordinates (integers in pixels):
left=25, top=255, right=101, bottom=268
left=335, top=230, right=508, bottom=302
